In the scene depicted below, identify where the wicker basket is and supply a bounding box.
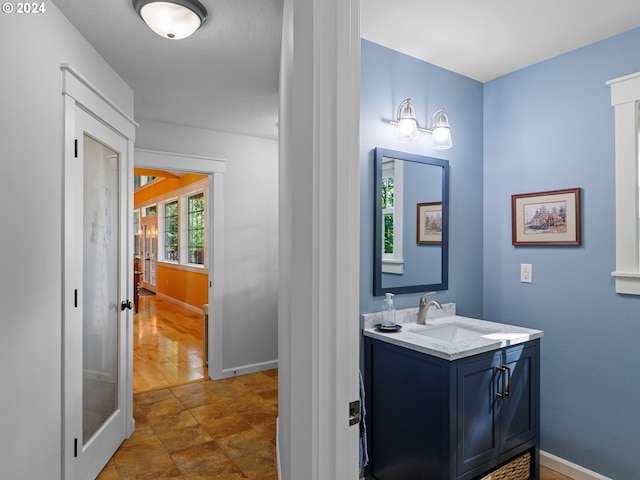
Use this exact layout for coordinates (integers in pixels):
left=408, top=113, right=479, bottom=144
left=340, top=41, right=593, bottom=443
left=480, top=452, right=531, bottom=480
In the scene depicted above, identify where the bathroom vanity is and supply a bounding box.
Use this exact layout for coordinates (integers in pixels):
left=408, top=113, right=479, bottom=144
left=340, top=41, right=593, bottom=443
left=363, top=314, right=543, bottom=480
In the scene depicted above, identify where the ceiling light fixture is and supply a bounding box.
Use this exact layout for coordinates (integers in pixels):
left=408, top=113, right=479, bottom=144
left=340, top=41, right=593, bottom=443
left=133, top=0, right=208, bottom=40
left=389, top=98, right=453, bottom=150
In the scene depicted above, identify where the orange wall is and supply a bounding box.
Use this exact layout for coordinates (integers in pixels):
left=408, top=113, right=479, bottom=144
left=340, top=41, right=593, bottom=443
left=135, top=172, right=209, bottom=309
left=134, top=173, right=208, bottom=205
left=156, top=264, right=208, bottom=309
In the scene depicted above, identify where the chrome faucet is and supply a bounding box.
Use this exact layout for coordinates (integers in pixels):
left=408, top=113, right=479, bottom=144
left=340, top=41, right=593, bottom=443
left=416, top=292, right=442, bottom=324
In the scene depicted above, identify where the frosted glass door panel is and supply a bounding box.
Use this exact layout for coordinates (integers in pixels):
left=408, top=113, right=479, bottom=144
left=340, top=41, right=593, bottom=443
left=82, top=133, right=119, bottom=444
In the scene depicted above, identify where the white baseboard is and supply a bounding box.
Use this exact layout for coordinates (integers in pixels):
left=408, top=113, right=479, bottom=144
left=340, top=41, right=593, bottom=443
left=220, top=359, right=279, bottom=378
left=541, top=450, right=612, bottom=480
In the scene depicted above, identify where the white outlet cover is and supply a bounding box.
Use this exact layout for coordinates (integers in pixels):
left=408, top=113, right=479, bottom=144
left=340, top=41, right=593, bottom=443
left=521, top=264, right=532, bottom=283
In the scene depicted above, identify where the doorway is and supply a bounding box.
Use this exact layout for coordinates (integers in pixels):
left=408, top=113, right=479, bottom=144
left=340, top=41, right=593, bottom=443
left=133, top=167, right=211, bottom=392
left=62, top=65, right=137, bottom=480
left=140, top=207, right=157, bottom=293
left=133, top=149, right=225, bottom=382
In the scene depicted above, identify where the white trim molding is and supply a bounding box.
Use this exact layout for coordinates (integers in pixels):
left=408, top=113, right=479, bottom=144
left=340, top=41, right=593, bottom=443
left=541, top=451, right=613, bottom=480
left=222, top=359, right=279, bottom=378
left=607, top=71, right=640, bottom=295
left=61, top=64, right=138, bottom=140
left=278, top=0, right=360, bottom=477
left=134, top=148, right=226, bottom=380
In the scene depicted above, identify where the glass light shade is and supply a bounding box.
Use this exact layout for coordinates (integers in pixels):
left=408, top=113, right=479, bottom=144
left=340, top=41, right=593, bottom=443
left=138, top=1, right=204, bottom=39
left=397, top=99, right=420, bottom=139
left=431, top=125, right=452, bottom=149
left=398, top=117, right=419, bottom=139
left=430, top=109, right=452, bottom=150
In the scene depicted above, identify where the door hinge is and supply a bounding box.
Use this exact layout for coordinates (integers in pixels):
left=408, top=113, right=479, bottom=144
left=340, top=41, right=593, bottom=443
left=349, top=400, right=360, bottom=426
left=74, top=139, right=78, bottom=158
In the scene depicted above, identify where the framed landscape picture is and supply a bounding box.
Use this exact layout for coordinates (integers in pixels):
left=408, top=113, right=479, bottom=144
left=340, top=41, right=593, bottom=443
left=511, top=188, right=581, bottom=246
left=417, top=202, right=442, bottom=244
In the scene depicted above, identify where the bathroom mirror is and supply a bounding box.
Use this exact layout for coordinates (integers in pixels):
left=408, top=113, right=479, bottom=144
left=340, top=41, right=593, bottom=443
left=373, top=147, right=449, bottom=296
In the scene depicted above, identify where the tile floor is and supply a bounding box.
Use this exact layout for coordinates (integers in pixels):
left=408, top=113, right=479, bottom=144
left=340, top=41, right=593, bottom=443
left=97, top=369, right=279, bottom=480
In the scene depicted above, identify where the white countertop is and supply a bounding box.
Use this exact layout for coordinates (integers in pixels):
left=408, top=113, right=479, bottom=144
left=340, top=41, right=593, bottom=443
left=362, top=310, right=544, bottom=361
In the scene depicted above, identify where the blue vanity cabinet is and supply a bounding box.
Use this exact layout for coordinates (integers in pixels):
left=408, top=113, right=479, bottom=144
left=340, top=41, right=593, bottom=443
left=456, top=342, right=539, bottom=478
left=364, top=337, right=540, bottom=480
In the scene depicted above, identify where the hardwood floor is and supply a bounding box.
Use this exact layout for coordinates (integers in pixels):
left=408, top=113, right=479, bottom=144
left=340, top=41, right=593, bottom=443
left=540, top=465, right=574, bottom=479
left=133, top=294, right=207, bottom=393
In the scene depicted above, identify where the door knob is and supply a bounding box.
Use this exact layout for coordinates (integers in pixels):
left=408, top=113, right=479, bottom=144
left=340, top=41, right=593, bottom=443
left=121, top=300, right=133, bottom=311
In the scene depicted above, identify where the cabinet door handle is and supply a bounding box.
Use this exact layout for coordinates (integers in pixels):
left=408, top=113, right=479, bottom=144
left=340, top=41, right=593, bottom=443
left=496, top=365, right=507, bottom=399
left=503, top=365, right=511, bottom=398
left=496, top=365, right=512, bottom=399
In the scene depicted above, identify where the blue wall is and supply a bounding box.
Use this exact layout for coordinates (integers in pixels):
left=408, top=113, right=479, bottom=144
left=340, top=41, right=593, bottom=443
left=484, top=29, right=640, bottom=478
left=360, top=39, right=484, bottom=316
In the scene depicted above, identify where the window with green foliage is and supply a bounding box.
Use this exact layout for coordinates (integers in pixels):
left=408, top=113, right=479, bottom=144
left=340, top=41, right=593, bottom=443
left=381, top=159, right=404, bottom=274
left=164, top=201, right=178, bottom=261
left=381, top=176, right=395, bottom=254
left=188, top=193, right=205, bottom=265
left=134, top=175, right=155, bottom=189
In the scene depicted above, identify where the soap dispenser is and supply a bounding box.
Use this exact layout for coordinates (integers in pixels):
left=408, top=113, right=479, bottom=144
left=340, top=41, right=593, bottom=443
left=382, top=292, right=396, bottom=328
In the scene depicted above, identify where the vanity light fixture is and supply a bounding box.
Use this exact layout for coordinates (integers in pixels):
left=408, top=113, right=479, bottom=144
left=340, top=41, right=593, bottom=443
left=389, top=98, right=453, bottom=150
left=133, top=0, right=208, bottom=40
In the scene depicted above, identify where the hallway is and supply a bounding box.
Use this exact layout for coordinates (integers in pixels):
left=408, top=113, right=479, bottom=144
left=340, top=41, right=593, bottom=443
left=95, top=294, right=278, bottom=479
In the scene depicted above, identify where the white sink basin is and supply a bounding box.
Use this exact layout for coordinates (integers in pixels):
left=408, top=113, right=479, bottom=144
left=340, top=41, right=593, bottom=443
left=413, top=323, right=489, bottom=342
left=412, top=322, right=531, bottom=345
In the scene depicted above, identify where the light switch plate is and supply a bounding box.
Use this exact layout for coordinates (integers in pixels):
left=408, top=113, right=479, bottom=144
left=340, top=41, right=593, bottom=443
left=521, top=264, right=532, bottom=283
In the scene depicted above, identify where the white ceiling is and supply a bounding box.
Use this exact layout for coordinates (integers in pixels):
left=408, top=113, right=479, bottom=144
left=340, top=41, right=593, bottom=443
left=52, top=0, right=640, bottom=141
left=52, top=0, right=283, bottom=139
left=361, top=0, right=640, bottom=82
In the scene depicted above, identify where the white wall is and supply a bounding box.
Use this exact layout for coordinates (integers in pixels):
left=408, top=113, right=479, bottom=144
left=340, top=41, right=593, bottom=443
left=135, top=119, right=279, bottom=372
left=0, top=5, right=133, bottom=479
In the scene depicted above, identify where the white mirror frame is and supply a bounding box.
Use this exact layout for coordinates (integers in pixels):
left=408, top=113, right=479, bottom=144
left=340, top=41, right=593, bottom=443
left=607, top=71, right=640, bottom=295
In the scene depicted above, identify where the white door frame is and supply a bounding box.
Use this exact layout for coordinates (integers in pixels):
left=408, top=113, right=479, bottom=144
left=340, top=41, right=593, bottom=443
left=61, top=64, right=137, bottom=478
left=134, top=149, right=226, bottom=380
left=278, top=0, right=361, bottom=477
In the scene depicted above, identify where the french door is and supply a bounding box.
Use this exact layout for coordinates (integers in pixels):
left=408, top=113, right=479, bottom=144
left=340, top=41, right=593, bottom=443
left=63, top=105, right=132, bottom=480
left=140, top=213, right=157, bottom=292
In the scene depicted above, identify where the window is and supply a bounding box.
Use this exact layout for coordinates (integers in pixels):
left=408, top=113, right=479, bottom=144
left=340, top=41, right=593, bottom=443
left=381, top=159, right=403, bottom=274
left=381, top=171, right=395, bottom=254
left=144, top=205, right=156, bottom=216
left=134, top=175, right=156, bottom=190
left=607, top=71, right=640, bottom=295
left=188, top=193, right=205, bottom=265
left=163, top=201, right=178, bottom=261
left=149, top=186, right=207, bottom=268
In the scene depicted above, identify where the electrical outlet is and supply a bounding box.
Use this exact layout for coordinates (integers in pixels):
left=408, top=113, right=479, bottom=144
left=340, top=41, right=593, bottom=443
left=521, top=264, right=532, bottom=283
